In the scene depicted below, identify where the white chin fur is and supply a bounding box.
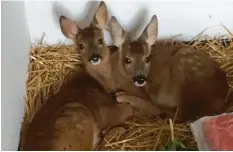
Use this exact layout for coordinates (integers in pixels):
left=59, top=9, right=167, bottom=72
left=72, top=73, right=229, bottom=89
left=91, top=59, right=101, bottom=65
left=134, top=81, right=146, bottom=87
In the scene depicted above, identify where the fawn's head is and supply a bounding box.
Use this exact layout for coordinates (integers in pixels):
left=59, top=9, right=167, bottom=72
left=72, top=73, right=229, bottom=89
left=109, top=15, right=158, bottom=87
left=59, top=1, right=109, bottom=66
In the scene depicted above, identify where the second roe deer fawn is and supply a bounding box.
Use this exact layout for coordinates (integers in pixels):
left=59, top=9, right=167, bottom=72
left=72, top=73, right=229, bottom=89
left=108, top=16, right=167, bottom=116
left=109, top=15, right=229, bottom=121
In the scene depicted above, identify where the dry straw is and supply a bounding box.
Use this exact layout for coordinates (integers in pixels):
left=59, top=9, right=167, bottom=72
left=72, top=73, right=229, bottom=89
left=23, top=27, right=233, bottom=150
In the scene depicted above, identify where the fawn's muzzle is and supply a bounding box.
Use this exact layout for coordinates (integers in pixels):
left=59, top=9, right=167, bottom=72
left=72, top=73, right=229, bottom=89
left=89, top=53, right=102, bottom=65
left=133, top=75, right=147, bottom=87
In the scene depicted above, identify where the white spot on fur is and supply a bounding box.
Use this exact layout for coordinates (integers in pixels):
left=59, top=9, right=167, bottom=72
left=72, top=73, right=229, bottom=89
left=179, top=57, right=186, bottom=64
left=187, top=58, right=194, bottom=64
left=191, top=66, right=198, bottom=71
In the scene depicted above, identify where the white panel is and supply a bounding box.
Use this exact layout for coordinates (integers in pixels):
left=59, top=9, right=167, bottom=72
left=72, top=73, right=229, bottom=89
left=25, top=0, right=233, bottom=45
left=1, top=1, right=31, bottom=150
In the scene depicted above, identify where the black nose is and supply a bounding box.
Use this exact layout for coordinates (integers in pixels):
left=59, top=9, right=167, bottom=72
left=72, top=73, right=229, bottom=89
left=133, top=75, right=146, bottom=85
left=89, top=54, right=101, bottom=63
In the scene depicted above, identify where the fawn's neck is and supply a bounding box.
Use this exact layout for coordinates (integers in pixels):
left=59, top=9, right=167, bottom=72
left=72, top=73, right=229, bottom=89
left=85, top=55, right=115, bottom=92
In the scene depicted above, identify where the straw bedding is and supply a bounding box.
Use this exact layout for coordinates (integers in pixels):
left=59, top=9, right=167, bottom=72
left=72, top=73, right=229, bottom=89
left=23, top=29, right=233, bottom=150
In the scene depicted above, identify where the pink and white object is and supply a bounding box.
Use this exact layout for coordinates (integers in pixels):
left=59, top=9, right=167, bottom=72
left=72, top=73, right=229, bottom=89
left=191, top=113, right=233, bottom=150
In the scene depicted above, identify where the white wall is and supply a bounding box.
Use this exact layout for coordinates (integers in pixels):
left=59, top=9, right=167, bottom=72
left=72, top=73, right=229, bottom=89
left=25, top=0, right=233, bottom=45
left=1, top=1, right=31, bottom=150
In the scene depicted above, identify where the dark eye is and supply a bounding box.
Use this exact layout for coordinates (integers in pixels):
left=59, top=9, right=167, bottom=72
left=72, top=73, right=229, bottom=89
left=145, top=57, right=150, bottom=63
left=124, top=57, right=131, bottom=65
left=79, top=44, right=84, bottom=50
left=98, top=39, right=103, bottom=44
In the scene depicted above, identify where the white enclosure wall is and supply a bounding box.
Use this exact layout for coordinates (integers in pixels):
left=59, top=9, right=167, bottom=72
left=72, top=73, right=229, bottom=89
left=25, top=0, right=233, bottom=45
left=1, top=1, right=31, bottom=150
left=1, top=0, right=233, bottom=150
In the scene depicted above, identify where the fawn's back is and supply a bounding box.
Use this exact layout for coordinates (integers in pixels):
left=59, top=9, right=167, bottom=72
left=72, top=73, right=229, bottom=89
left=146, top=45, right=229, bottom=121
left=19, top=69, right=133, bottom=150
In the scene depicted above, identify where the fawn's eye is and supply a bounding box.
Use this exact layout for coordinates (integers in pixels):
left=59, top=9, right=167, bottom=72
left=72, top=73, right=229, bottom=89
left=145, top=57, right=150, bottom=63
left=79, top=44, right=84, bottom=50
left=98, top=39, right=103, bottom=44
left=124, top=57, right=131, bottom=65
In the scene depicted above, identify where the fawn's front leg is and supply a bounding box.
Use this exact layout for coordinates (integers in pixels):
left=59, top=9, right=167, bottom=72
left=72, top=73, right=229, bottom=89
left=116, top=92, right=163, bottom=116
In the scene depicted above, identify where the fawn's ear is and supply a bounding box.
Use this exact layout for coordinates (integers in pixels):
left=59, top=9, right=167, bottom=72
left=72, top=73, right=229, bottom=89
left=92, top=1, right=108, bottom=29
left=139, top=15, right=158, bottom=47
left=109, top=16, right=126, bottom=47
left=59, top=16, right=79, bottom=40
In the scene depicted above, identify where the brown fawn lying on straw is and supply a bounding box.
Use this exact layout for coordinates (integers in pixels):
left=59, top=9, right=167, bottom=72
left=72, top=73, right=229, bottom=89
left=19, top=71, right=132, bottom=150
left=108, top=15, right=229, bottom=122
left=20, top=2, right=133, bottom=150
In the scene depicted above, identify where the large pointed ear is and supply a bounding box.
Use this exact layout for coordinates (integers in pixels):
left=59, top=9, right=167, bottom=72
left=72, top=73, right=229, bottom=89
left=92, top=1, right=108, bottom=29
left=140, top=15, right=158, bottom=46
left=109, top=16, right=126, bottom=47
left=59, top=16, right=79, bottom=40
